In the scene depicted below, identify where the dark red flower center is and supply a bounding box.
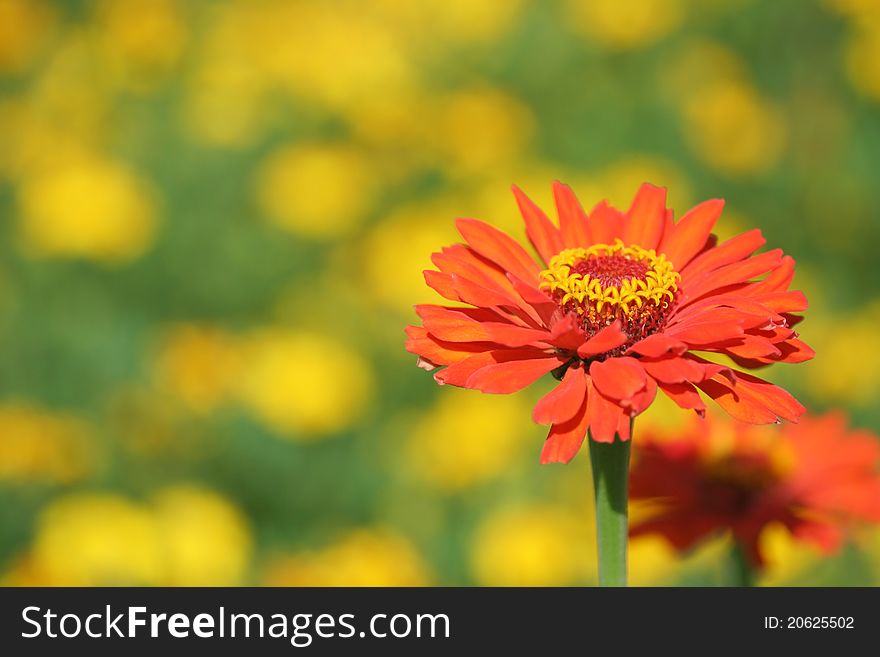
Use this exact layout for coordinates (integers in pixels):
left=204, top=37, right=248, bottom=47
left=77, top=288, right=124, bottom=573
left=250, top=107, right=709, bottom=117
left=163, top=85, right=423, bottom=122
left=539, top=241, right=680, bottom=357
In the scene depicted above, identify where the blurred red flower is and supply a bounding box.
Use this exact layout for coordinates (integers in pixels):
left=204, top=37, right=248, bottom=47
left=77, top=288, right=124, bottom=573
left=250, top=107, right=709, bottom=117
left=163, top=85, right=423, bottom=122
left=629, top=412, right=880, bottom=566
left=405, top=183, right=813, bottom=463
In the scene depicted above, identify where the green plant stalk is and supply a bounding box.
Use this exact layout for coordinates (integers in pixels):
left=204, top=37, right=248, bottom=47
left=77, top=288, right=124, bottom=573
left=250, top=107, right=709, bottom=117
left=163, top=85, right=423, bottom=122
left=588, top=429, right=632, bottom=587
left=731, top=539, right=756, bottom=587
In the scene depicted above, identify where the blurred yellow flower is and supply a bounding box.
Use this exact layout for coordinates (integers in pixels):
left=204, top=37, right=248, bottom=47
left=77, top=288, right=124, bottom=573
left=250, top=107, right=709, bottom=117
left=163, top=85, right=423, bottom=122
left=565, top=0, right=684, bottom=50
left=263, top=529, right=430, bottom=586
left=93, top=0, right=187, bottom=92
left=757, top=522, right=824, bottom=586
left=236, top=329, right=372, bottom=439
left=29, top=493, right=163, bottom=586
left=629, top=535, right=681, bottom=586
left=407, top=390, right=532, bottom=491
left=844, top=16, right=880, bottom=101
left=369, top=0, right=524, bottom=46
left=153, top=324, right=243, bottom=414
left=363, top=201, right=460, bottom=316
left=0, top=107, right=69, bottom=181
left=104, top=386, right=183, bottom=455
left=256, top=143, right=376, bottom=239
left=7, top=485, right=252, bottom=586
left=432, top=86, right=534, bottom=177
left=152, top=485, right=253, bottom=586
left=182, top=60, right=268, bottom=148
left=0, top=402, right=95, bottom=484
left=805, top=300, right=880, bottom=406
left=17, top=155, right=159, bottom=263
left=0, top=0, right=56, bottom=75
left=659, top=38, right=746, bottom=101
left=682, top=80, right=786, bottom=175
left=863, top=526, right=880, bottom=585
left=249, top=0, right=415, bottom=110
left=471, top=505, right=595, bottom=585
left=629, top=534, right=729, bottom=586
left=825, top=0, right=880, bottom=18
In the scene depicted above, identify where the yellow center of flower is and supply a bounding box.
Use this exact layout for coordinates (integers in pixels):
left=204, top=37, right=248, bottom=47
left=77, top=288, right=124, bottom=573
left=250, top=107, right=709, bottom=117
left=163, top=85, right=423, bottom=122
left=539, top=240, right=680, bottom=352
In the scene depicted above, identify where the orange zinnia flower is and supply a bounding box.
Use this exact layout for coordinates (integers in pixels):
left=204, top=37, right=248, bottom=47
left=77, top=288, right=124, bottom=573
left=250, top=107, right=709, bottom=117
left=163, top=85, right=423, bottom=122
left=629, top=412, right=880, bottom=567
left=405, top=183, right=813, bottom=463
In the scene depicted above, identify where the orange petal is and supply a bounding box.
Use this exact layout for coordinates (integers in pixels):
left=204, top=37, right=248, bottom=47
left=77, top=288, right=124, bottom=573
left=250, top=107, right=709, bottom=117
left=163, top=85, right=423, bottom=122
left=751, top=290, right=808, bottom=313
left=747, top=255, right=795, bottom=294
left=658, top=198, right=724, bottom=270
left=506, top=273, right=557, bottom=327
left=545, top=313, right=587, bottom=352
left=627, top=333, right=687, bottom=357
left=657, top=381, right=706, bottom=415
left=640, top=357, right=705, bottom=384
left=621, top=375, right=657, bottom=417
left=682, top=249, right=784, bottom=303
left=696, top=371, right=805, bottom=424
left=456, top=218, right=540, bottom=283
left=665, top=320, right=745, bottom=346
left=577, top=321, right=628, bottom=358
left=552, top=181, right=592, bottom=247
left=465, top=351, right=563, bottom=393
left=539, top=388, right=591, bottom=464
left=533, top=365, right=588, bottom=425
left=771, top=338, right=815, bottom=364
left=589, top=356, right=646, bottom=400
left=512, top=185, right=565, bottom=265
left=622, top=183, right=667, bottom=251
left=680, top=228, right=766, bottom=280
left=405, top=325, right=492, bottom=367
left=423, top=270, right=462, bottom=302
left=588, top=385, right=624, bottom=443
left=587, top=200, right=624, bottom=244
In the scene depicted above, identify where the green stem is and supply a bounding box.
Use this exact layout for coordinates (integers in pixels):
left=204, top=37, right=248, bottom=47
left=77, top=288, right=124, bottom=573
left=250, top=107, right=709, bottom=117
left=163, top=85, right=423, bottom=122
left=588, top=429, right=632, bottom=587
left=730, top=540, right=755, bottom=587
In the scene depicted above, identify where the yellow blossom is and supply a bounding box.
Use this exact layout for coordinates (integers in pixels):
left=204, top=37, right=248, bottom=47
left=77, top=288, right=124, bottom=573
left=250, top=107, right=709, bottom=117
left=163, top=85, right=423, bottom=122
left=92, top=0, right=188, bottom=92
left=236, top=330, right=372, bottom=439
left=431, top=87, right=534, bottom=177
left=757, top=523, right=824, bottom=586
left=152, top=485, right=253, bottom=586
left=9, top=486, right=252, bottom=586
left=0, top=402, right=95, bottom=484
left=564, top=0, right=684, bottom=50
left=30, top=493, right=163, bottom=586
left=179, top=1, right=271, bottom=147
left=368, top=0, right=524, bottom=46
left=17, top=154, right=159, bottom=263
left=152, top=324, right=243, bottom=414
left=682, top=80, right=786, bottom=176
left=248, top=1, right=415, bottom=110
left=407, top=390, right=532, bottom=491
left=263, top=529, right=430, bottom=586
left=471, top=505, right=595, bottom=585
left=658, top=38, right=746, bottom=102
left=104, top=386, right=183, bottom=455
left=629, top=534, right=729, bottom=586
left=0, top=0, right=56, bottom=75
left=255, top=143, right=376, bottom=239
left=844, top=16, right=880, bottom=101
left=804, top=300, right=880, bottom=406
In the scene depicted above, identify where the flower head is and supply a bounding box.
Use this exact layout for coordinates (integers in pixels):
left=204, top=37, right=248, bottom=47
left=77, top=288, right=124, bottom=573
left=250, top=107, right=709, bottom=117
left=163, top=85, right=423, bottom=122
left=406, top=182, right=813, bottom=463
left=629, top=412, right=880, bottom=567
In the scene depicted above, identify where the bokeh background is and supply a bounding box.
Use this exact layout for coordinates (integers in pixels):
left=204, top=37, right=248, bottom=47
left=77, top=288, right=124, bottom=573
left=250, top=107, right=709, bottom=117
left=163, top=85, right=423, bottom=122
left=1, top=0, right=879, bottom=587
